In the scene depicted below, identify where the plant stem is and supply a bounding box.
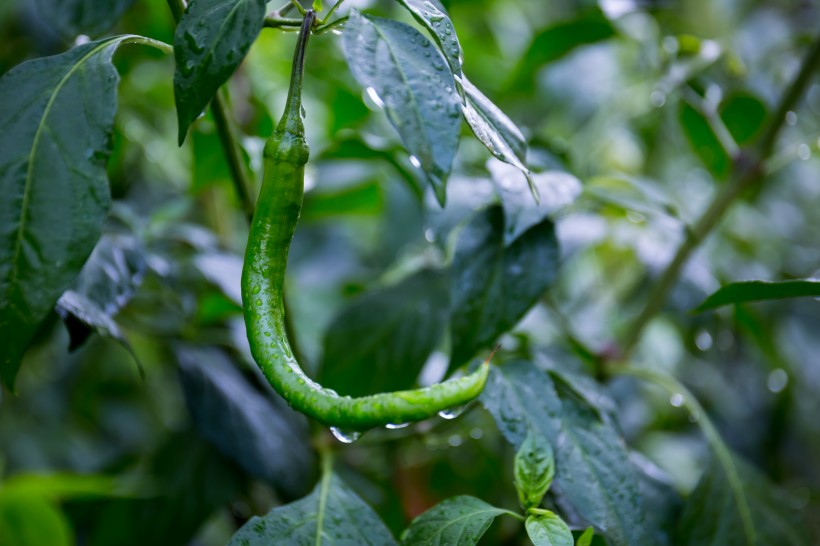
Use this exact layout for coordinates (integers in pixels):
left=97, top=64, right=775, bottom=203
left=211, top=90, right=256, bottom=223
left=616, top=32, right=820, bottom=364
left=165, top=0, right=256, bottom=224
left=319, top=0, right=347, bottom=24
left=264, top=16, right=303, bottom=29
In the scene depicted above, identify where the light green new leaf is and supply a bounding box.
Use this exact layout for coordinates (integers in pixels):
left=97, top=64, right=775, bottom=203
left=576, top=527, right=595, bottom=546
left=402, top=496, right=508, bottom=545
left=343, top=10, right=461, bottom=205
left=514, top=431, right=555, bottom=510
left=0, top=35, right=167, bottom=390
left=229, top=473, right=396, bottom=545
left=525, top=512, right=573, bottom=546
left=695, top=280, right=820, bottom=311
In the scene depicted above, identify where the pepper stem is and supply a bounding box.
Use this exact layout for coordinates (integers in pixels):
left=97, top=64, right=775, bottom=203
left=278, top=10, right=315, bottom=136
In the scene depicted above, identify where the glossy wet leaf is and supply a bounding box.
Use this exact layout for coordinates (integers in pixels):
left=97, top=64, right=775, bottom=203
left=0, top=36, right=150, bottom=390
left=509, top=10, right=616, bottom=91
left=229, top=473, right=397, bottom=545
left=177, top=346, right=314, bottom=499
left=675, top=455, right=810, bottom=545
left=463, top=77, right=529, bottom=180
left=449, top=205, right=559, bottom=368
left=525, top=512, right=573, bottom=546
left=320, top=269, right=449, bottom=396
left=514, top=431, right=555, bottom=510
left=55, top=233, right=144, bottom=351
left=395, top=0, right=462, bottom=76
left=488, top=159, right=581, bottom=243
left=173, top=0, right=266, bottom=144
left=343, top=10, right=461, bottom=205
left=481, top=361, right=648, bottom=546
left=695, top=279, right=820, bottom=311
left=33, top=0, right=136, bottom=38
left=401, top=495, right=507, bottom=545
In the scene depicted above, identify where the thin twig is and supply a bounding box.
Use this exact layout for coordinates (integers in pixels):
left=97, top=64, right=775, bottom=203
left=615, top=32, right=820, bottom=366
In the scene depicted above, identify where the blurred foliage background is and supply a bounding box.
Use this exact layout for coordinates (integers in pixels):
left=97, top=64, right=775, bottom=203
left=1, top=0, right=820, bottom=544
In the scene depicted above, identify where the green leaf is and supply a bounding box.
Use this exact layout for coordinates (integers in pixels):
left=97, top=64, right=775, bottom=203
left=450, top=206, right=559, bottom=368
left=343, top=10, right=461, bottom=205
left=463, top=77, right=530, bottom=180
left=320, top=269, right=449, bottom=397
left=481, top=361, right=648, bottom=546
left=679, top=91, right=767, bottom=179
left=33, top=0, right=136, bottom=38
left=576, top=527, right=595, bottom=546
left=173, top=0, right=266, bottom=144
left=514, top=431, right=555, bottom=510
left=1, top=473, right=117, bottom=501
left=394, top=0, right=463, bottom=77
left=176, top=346, right=314, bottom=499
left=0, top=36, right=152, bottom=390
left=695, top=280, right=820, bottom=311
left=675, top=455, right=810, bottom=545
left=509, top=10, right=616, bottom=91
left=525, top=512, right=573, bottom=546
left=229, top=473, right=397, bottom=545
left=55, top=233, right=144, bottom=351
left=302, top=180, right=384, bottom=221
left=401, top=496, right=507, bottom=545
left=0, top=492, right=71, bottom=546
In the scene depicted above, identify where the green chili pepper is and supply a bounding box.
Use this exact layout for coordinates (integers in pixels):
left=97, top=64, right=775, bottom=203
left=241, top=11, right=490, bottom=432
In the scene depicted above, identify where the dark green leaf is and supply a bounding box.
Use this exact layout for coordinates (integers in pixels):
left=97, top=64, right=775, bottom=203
left=675, top=455, right=810, bottom=546
left=525, top=512, right=573, bottom=546
left=230, top=473, right=397, bottom=545
left=0, top=36, right=145, bottom=390
left=695, top=280, right=820, bottom=311
left=509, top=10, right=616, bottom=90
left=320, top=269, right=449, bottom=397
left=481, top=361, right=648, bottom=546
left=343, top=11, right=461, bottom=205
left=34, top=0, right=136, bottom=38
left=463, top=77, right=529, bottom=180
left=85, top=429, right=246, bottom=546
left=679, top=92, right=767, bottom=179
left=401, top=496, right=506, bottom=546
left=302, top=180, right=384, bottom=221
left=450, top=206, right=559, bottom=368
left=177, top=346, right=314, bottom=499
left=173, top=0, right=266, bottom=144
left=395, top=0, right=463, bottom=77
left=514, top=431, right=555, bottom=510
left=55, top=233, right=144, bottom=350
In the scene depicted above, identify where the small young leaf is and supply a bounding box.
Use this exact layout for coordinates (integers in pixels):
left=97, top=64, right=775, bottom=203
left=463, top=77, right=529, bottom=176
left=229, top=473, right=397, bottom=545
left=0, top=35, right=155, bottom=390
left=449, top=206, right=559, bottom=369
left=514, top=431, right=555, bottom=510
left=576, top=527, right=595, bottom=546
left=695, top=279, right=820, bottom=311
left=342, top=10, right=461, bottom=205
left=525, top=512, right=573, bottom=546
left=319, top=269, right=450, bottom=397
left=394, top=0, right=463, bottom=76
left=481, top=361, right=649, bottom=546
left=173, top=0, right=266, bottom=144
left=401, top=496, right=506, bottom=546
